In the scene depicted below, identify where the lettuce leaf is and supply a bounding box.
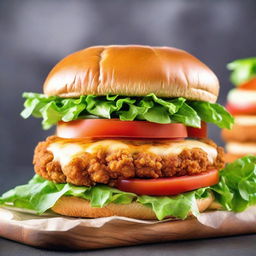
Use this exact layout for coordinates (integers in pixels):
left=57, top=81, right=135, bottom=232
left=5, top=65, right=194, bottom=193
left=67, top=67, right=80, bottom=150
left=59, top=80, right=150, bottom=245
left=21, top=92, right=234, bottom=130
left=137, top=188, right=209, bottom=220
left=212, top=156, right=256, bottom=212
left=188, top=101, right=234, bottom=129
left=227, top=57, right=256, bottom=86
left=0, top=175, right=209, bottom=220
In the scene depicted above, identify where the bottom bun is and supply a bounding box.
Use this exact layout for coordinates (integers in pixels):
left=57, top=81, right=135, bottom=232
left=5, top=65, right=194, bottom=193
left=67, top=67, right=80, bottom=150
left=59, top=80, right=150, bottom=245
left=222, top=124, right=256, bottom=142
left=226, top=142, right=256, bottom=158
left=51, top=194, right=214, bottom=220
left=224, top=153, right=247, bottom=163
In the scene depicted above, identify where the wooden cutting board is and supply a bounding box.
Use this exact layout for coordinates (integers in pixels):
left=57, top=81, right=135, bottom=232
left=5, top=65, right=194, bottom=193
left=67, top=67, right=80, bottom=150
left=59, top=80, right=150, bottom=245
left=0, top=208, right=256, bottom=250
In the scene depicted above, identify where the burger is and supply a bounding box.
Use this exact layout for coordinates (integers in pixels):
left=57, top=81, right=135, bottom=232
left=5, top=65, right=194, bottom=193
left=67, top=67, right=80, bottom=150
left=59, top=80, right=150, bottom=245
left=222, top=57, right=256, bottom=162
left=1, top=45, right=255, bottom=221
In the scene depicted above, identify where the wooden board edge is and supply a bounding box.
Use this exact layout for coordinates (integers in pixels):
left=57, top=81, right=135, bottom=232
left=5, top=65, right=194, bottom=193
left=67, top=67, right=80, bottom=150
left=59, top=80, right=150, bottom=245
left=0, top=216, right=255, bottom=250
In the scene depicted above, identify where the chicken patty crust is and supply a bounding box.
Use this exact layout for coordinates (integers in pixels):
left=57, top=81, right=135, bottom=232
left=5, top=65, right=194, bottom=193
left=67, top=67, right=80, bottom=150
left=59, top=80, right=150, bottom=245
left=33, top=136, right=224, bottom=186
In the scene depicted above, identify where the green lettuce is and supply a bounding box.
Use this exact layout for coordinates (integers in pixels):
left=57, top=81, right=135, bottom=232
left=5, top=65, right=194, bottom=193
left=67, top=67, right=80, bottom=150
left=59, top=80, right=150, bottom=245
left=0, top=175, right=209, bottom=220
left=21, top=92, right=234, bottom=130
left=227, top=57, right=256, bottom=86
left=1, top=157, right=256, bottom=220
left=212, top=156, right=256, bottom=212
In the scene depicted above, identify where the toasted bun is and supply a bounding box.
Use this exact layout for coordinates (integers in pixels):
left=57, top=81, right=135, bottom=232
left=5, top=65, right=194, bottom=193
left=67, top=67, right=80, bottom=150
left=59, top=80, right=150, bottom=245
left=222, top=124, right=256, bottom=142
left=224, top=142, right=256, bottom=162
left=51, top=194, right=214, bottom=220
left=43, top=45, right=219, bottom=103
left=224, top=153, right=248, bottom=163
left=225, top=142, right=256, bottom=160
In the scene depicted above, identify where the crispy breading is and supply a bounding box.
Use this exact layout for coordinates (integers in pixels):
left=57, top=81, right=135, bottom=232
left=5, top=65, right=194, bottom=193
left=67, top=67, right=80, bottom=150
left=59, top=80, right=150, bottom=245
left=33, top=136, right=224, bottom=186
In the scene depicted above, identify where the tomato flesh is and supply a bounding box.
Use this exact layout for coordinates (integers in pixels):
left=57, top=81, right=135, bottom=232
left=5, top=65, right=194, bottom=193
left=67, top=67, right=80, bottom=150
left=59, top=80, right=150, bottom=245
left=57, top=119, right=188, bottom=139
left=226, top=78, right=256, bottom=115
left=57, top=119, right=206, bottom=139
left=239, top=77, right=256, bottom=90
left=187, top=121, right=207, bottom=138
left=116, top=169, right=219, bottom=196
left=226, top=102, right=256, bottom=115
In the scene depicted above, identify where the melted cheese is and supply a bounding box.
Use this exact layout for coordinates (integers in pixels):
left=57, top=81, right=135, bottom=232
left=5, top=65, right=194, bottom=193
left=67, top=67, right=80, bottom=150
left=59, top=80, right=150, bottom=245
left=148, top=140, right=217, bottom=163
left=226, top=142, right=256, bottom=155
left=48, top=139, right=218, bottom=168
left=228, top=89, right=256, bottom=105
left=48, top=144, right=83, bottom=167
left=235, top=116, right=256, bottom=126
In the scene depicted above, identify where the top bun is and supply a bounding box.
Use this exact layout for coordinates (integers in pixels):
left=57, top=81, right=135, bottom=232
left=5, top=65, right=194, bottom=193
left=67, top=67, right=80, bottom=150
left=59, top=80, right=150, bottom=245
left=43, top=45, right=219, bottom=103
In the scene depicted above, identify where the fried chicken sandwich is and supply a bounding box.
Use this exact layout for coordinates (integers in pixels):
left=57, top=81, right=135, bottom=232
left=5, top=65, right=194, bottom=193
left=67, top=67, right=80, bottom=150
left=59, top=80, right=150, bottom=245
left=3, top=45, right=252, bottom=221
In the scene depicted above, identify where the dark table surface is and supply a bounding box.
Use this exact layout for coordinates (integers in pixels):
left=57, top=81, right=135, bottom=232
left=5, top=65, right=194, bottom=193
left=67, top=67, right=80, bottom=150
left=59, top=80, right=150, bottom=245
left=1, top=167, right=256, bottom=256
left=1, top=235, right=256, bottom=256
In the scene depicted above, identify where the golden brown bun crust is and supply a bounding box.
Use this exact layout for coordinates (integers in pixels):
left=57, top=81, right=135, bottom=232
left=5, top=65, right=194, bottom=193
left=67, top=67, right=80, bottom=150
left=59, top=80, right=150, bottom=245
left=51, top=194, right=214, bottom=220
left=43, top=45, right=219, bottom=103
left=224, top=153, right=246, bottom=163
left=222, top=124, right=256, bottom=142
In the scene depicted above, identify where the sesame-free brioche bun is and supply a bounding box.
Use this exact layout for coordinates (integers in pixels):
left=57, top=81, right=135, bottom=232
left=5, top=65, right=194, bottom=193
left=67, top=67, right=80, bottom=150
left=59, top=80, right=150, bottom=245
left=222, top=124, right=256, bottom=142
left=43, top=45, right=219, bottom=103
left=224, top=153, right=245, bottom=163
left=51, top=194, right=214, bottom=220
left=224, top=141, right=256, bottom=162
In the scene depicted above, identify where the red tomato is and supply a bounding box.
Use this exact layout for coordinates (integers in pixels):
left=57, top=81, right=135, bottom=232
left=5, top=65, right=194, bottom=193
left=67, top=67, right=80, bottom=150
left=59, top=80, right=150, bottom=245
left=239, top=77, right=256, bottom=90
left=226, top=102, right=256, bottom=115
left=57, top=119, right=207, bottom=139
left=57, top=119, right=188, bottom=139
left=187, top=121, right=207, bottom=138
left=227, top=78, right=256, bottom=115
left=116, top=169, right=219, bottom=196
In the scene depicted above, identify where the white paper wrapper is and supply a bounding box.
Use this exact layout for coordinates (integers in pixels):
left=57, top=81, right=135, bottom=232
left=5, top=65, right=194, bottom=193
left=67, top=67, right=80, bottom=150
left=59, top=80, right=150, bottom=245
left=1, top=206, right=256, bottom=231
left=197, top=206, right=256, bottom=228
left=1, top=206, right=256, bottom=250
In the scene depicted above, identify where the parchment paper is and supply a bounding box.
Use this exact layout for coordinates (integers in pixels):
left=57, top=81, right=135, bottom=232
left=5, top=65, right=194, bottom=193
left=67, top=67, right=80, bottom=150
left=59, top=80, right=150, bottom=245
left=1, top=206, right=256, bottom=232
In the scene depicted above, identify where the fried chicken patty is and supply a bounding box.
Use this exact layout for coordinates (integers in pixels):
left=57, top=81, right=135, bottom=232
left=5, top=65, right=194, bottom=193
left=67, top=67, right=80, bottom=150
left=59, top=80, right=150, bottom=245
left=33, top=136, right=224, bottom=186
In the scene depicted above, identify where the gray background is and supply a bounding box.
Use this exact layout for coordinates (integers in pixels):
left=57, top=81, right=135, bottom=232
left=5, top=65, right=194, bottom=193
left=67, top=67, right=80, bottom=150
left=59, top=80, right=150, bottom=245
left=0, top=0, right=256, bottom=254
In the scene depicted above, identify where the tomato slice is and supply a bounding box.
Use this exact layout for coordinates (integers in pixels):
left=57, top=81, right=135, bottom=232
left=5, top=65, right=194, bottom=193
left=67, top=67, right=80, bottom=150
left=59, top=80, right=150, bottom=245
left=57, top=119, right=188, bottom=139
left=239, top=77, right=256, bottom=90
left=187, top=121, right=207, bottom=138
left=57, top=119, right=207, bottom=139
left=226, top=102, right=256, bottom=115
left=116, top=169, right=219, bottom=196
left=226, top=78, right=256, bottom=115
